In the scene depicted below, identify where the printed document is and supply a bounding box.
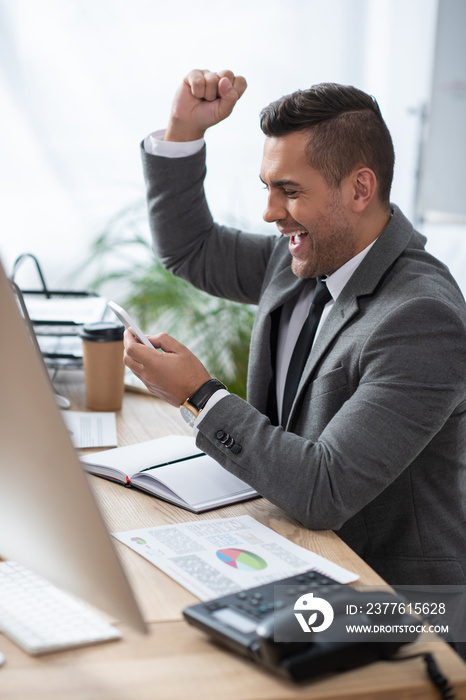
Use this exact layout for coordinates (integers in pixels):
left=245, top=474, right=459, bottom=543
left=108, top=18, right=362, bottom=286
left=113, top=515, right=358, bottom=601
left=62, top=411, right=117, bottom=449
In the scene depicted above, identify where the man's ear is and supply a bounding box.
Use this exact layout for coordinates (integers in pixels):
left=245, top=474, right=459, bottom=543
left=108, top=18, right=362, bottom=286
left=351, top=168, right=377, bottom=212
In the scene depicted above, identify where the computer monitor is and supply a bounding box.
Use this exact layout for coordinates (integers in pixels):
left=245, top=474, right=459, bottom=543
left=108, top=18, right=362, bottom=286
left=0, top=258, right=146, bottom=634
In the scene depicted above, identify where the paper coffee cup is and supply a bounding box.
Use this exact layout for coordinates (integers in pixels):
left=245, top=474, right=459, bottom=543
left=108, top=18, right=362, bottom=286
left=80, top=322, right=125, bottom=411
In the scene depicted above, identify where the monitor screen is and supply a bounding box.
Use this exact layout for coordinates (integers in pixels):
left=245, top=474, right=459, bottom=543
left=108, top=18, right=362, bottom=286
left=0, top=258, right=146, bottom=634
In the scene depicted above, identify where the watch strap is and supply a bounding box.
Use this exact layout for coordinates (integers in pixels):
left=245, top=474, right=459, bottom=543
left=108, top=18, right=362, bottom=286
left=186, top=379, right=227, bottom=412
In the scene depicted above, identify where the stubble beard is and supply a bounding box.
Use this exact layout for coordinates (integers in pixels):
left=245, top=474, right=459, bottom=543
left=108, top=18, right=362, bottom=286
left=291, top=203, right=356, bottom=279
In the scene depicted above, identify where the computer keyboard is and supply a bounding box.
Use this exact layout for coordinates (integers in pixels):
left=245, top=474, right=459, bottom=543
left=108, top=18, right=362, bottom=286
left=0, top=560, right=122, bottom=655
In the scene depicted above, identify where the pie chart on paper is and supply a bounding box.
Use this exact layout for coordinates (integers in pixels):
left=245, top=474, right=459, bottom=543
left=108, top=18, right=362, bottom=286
left=216, top=548, right=267, bottom=572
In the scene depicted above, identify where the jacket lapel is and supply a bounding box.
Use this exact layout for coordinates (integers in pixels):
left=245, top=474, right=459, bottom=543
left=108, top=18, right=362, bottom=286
left=286, top=206, right=420, bottom=426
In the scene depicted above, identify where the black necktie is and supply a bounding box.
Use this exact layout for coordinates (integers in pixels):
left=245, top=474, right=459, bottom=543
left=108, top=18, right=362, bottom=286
left=281, top=278, right=332, bottom=427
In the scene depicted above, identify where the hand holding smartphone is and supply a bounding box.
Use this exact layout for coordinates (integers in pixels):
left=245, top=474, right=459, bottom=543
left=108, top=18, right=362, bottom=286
left=107, top=301, right=154, bottom=349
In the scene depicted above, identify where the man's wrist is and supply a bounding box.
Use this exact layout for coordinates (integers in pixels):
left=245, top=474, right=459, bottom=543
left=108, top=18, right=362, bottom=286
left=185, top=379, right=227, bottom=412
left=180, top=379, right=227, bottom=426
left=191, top=388, right=230, bottom=436
left=164, top=121, right=205, bottom=143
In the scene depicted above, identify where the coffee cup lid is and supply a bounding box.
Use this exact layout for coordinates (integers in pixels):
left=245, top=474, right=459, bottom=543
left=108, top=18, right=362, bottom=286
left=79, top=322, right=125, bottom=342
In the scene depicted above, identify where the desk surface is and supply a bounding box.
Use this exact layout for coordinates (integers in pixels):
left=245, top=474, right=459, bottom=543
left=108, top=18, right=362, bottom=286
left=2, top=375, right=466, bottom=700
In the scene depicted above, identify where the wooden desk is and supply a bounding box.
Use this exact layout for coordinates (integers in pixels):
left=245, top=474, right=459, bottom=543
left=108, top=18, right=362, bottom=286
left=2, top=375, right=466, bottom=700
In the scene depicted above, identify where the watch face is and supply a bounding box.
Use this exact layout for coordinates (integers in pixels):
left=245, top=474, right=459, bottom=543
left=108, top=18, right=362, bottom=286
left=180, top=405, right=196, bottom=427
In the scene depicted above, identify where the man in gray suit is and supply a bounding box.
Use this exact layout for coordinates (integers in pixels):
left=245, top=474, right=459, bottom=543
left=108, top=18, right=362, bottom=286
left=125, top=69, right=466, bottom=589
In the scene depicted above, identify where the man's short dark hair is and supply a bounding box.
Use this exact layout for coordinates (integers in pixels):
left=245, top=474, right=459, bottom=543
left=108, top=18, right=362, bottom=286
left=260, top=83, right=395, bottom=204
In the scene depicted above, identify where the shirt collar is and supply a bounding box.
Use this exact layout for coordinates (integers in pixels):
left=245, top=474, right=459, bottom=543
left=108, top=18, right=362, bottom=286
left=325, top=239, right=377, bottom=301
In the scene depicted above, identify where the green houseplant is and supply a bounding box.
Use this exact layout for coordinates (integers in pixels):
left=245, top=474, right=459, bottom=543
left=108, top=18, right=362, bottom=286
left=81, top=201, right=256, bottom=398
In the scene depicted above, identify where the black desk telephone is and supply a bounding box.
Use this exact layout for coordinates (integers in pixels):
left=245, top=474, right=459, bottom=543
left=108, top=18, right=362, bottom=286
left=183, top=569, right=420, bottom=682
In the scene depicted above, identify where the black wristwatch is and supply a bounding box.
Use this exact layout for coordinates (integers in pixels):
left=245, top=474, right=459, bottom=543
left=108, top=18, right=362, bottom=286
left=180, top=379, right=227, bottom=426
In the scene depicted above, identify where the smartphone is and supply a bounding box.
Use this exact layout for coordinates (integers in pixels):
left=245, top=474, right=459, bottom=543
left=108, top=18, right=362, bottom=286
left=107, top=301, right=153, bottom=349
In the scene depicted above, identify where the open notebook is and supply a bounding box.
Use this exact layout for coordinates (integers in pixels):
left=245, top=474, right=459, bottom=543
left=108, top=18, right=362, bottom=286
left=80, top=435, right=258, bottom=513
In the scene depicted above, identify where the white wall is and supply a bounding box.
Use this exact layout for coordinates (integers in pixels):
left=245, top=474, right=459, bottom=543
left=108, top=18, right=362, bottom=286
left=2, top=0, right=464, bottom=294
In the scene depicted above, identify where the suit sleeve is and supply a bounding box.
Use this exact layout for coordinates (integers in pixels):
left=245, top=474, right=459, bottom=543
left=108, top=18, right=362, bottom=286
left=194, top=296, right=466, bottom=530
left=141, top=144, right=277, bottom=305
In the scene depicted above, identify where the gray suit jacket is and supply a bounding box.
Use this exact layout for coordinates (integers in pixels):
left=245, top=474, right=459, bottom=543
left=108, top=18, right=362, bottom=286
left=142, top=145, right=466, bottom=586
